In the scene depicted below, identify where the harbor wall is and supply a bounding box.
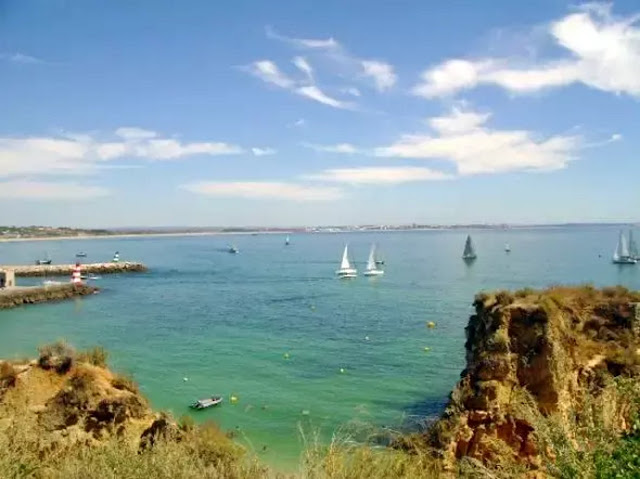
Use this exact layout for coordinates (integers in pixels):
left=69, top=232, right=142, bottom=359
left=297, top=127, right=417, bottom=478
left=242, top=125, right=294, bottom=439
left=2, top=262, right=147, bottom=277
left=0, top=284, right=98, bottom=309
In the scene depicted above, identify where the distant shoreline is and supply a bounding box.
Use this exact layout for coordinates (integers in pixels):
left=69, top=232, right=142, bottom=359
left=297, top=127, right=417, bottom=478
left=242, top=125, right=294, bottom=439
left=0, top=223, right=637, bottom=244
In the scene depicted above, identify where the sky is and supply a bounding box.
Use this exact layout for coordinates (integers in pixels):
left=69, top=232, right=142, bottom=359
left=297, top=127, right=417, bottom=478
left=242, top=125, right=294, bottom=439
left=1, top=0, right=639, bottom=227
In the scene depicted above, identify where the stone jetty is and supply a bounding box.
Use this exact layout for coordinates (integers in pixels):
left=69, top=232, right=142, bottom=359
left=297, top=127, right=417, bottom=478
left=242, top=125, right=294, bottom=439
left=2, top=262, right=147, bottom=277
left=0, top=283, right=99, bottom=309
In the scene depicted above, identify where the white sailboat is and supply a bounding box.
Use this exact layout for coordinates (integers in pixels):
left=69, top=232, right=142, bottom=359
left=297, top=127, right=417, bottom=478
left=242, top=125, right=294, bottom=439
left=336, top=244, right=357, bottom=278
left=363, top=244, right=384, bottom=277
left=505, top=243, right=511, bottom=253
left=613, top=231, right=637, bottom=264
left=629, top=230, right=639, bottom=261
left=285, top=235, right=290, bottom=246
left=462, top=235, right=477, bottom=261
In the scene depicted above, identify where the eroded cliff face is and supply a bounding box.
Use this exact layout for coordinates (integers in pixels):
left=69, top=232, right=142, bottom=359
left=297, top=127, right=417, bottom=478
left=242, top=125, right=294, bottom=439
left=429, top=286, right=640, bottom=471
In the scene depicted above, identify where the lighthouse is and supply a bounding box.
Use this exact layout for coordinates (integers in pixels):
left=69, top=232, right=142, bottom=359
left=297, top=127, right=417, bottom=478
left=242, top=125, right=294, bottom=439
left=112, top=251, right=120, bottom=263
left=71, top=263, right=82, bottom=285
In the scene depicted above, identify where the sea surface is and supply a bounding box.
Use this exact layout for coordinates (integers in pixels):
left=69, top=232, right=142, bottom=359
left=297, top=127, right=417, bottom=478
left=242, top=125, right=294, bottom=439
left=0, top=227, right=639, bottom=469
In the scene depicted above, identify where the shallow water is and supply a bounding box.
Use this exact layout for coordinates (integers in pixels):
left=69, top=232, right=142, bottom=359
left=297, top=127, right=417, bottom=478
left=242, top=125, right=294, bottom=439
left=0, top=227, right=638, bottom=468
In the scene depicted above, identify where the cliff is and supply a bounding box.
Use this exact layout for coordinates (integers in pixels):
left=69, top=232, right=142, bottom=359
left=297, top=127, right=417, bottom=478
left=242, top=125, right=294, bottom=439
left=427, top=286, right=640, bottom=475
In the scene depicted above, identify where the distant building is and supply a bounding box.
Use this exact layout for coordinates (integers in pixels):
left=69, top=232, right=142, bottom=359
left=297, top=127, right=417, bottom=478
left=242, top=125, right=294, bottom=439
left=0, top=269, right=15, bottom=289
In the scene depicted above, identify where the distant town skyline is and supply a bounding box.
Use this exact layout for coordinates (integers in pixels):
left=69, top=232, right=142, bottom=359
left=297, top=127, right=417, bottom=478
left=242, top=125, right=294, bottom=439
left=1, top=0, right=639, bottom=227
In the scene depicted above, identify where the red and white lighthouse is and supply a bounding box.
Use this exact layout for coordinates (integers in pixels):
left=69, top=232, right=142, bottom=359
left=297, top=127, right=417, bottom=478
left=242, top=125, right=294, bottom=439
left=71, top=263, right=82, bottom=285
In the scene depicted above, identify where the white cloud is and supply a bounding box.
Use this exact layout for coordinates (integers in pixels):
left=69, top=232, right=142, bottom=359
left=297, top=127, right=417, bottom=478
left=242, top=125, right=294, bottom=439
left=361, top=60, right=397, bottom=91
left=247, top=60, right=295, bottom=88
left=0, top=52, right=45, bottom=64
left=292, top=56, right=314, bottom=81
left=288, top=119, right=306, bottom=128
left=265, top=27, right=397, bottom=94
left=306, top=166, right=451, bottom=184
left=413, top=4, right=640, bottom=98
left=375, top=107, right=581, bottom=175
left=0, top=180, right=109, bottom=199
left=182, top=181, right=343, bottom=201
left=265, top=26, right=339, bottom=50
left=0, top=129, right=243, bottom=178
left=251, top=147, right=277, bottom=156
left=295, top=85, right=352, bottom=109
left=342, top=87, right=362, bottom=97
left=302, top=142, right=360, bottom=154
left=115, top=127, right=157, bottom=140
left=247, top=59, right=351, bottom=109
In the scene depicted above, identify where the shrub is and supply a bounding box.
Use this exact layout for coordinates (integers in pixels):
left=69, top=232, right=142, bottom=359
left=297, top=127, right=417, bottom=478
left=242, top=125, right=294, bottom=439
left=111, top=373, right=139, bottom=394
left=38, top=340, right=75, bottom=374
left=77, top=346, right=109, bottom=367
left=0, top=362, right=17, bottom=389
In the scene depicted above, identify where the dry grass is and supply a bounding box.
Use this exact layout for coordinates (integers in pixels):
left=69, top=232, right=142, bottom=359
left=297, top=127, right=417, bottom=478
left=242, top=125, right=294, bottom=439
left=77, top=346, right=109, bottom=368
left=111, top=372, right=140, bottom=394
left=38, top=340, right=75, bottom=374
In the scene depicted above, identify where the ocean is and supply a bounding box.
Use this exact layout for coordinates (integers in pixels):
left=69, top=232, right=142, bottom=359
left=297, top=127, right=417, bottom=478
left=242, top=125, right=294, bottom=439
left=0, top=226, right=639, bottom=469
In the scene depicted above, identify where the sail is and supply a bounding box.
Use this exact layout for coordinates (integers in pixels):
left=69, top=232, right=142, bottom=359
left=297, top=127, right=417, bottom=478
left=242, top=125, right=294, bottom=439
left=463, top=235, right=476, bottom=258
left=340, top=245, right=351, bottom=270
left=619, top=231, right=630, bottom=258
left=366, top=245, right=376, bottom=271
left=629, top=230, right=639, bottom=258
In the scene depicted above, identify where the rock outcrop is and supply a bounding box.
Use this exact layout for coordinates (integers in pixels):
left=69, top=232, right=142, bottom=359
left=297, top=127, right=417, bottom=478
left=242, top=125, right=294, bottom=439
left=428, top=286, right=640, bottom=472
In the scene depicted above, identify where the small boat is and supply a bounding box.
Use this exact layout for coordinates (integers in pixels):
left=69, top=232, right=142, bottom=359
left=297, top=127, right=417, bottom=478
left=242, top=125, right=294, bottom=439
left=364, top=244, right=384, bottom=277
left=336, top=244, right=357, bottom=278
left=629, top=230, right=639, bottom=261
left=35, top=252, right=51, bottom=265
left=190, top=396, right=223, bottom=410
left=112, top=251, right=120, bottom=263
left=76, top=252, right=87, bottom=258
left=462, top=235, right=477, bottom=261
left=613, top=231, right=637, bottom=264
left=228, top=245, right=239, bottom=254
left=285, top=235, right=290, bottom=246
left=505, top=243, right=511, bottom=253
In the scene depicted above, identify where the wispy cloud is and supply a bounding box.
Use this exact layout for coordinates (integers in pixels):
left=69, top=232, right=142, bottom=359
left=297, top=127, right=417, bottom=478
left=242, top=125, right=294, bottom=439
left=251, top=147, right=277, bottom=156
left=0, top=52, right=46, bottom=64
left=412, top=4, right=640, bottom=98
left=0, top=180, right=109, bottom=199
left=302, top=142, right=360, bottom=154
left=246, top=59, right=353, bottom=109
left=288, top=118, right=306, bottom=128
left=182, top=181, right=343, bottom=201
left=292, top=56, right=314, bottom=81
left=375, top=106, right=582, bottom=175
left=0, top=129, right=243, bottom=178
left=264, top=27, right=397, bottom=94
left=305, top=166, right=451, bottom=184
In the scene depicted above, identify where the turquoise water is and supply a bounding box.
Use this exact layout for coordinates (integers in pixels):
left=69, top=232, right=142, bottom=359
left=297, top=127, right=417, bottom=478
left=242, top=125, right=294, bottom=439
left=1, top=227, right=639, bottom=468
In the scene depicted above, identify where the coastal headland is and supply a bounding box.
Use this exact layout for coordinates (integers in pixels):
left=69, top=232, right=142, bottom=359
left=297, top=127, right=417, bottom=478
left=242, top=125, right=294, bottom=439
left=2, top=285, right=640, bottom=477
left=3, top=262, right=147, bottom=277
left=0, top=283, right=98, bottom=309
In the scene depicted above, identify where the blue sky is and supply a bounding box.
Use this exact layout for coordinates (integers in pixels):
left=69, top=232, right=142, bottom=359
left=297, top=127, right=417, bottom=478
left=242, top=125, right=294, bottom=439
left=1, top=0, right=639, bottom=227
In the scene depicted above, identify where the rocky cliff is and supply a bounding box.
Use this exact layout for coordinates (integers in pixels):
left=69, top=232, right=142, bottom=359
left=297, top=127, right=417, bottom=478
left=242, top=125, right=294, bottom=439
left=427, top=286, right=640, bottom=473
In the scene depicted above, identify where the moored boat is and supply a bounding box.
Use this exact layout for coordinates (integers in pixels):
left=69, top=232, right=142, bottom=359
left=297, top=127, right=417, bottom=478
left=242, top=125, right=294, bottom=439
left=190, top=396, right=223, bottom=410
left=228, top=245, right=239, bottom=254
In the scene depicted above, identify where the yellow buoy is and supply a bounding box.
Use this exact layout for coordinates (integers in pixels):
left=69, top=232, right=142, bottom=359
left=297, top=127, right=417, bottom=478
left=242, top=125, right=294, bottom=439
left=230, top=395, right=239, bottom=404
left=284, top=353, right=290, bottom=360
left=427, top=321, right=436, bottom=329
left=340, top=368, right=345, bottom=374
left=424, top=347, right=431, bottom=352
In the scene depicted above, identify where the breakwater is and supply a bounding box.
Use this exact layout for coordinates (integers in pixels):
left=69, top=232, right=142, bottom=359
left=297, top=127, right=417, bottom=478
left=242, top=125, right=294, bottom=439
left=0, top=284, right=98, bottom=309
left=2, top=262, right=147, bottom=277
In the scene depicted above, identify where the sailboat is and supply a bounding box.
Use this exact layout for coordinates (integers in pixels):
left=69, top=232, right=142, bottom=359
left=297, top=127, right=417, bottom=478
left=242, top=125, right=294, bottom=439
left=462, top=235, right=477, bottom=261
left=505, top=243, right=511, bottom=253
left=612, top=231, right=637, bottom=264
left=285, top=235, right=290, bottom=246
left=363, top=244, right=384, bottom=277
left=336, top=244, right=357, bottom=278
left=628, top=230, right=639, bottom=261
